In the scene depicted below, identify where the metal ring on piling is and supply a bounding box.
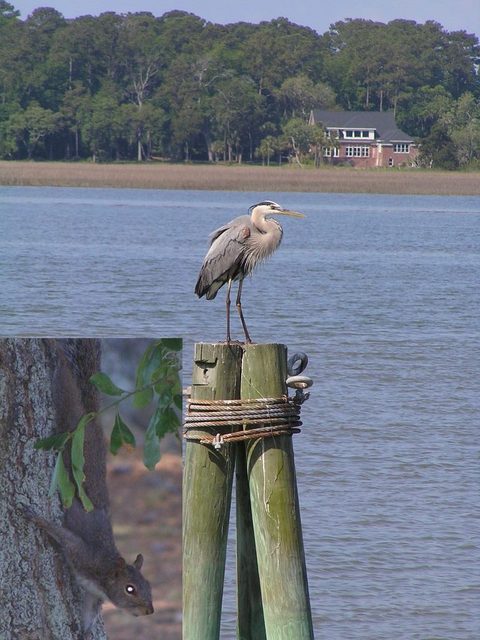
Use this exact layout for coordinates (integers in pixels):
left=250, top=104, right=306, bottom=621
left=287, top=352, right=309, bottom=376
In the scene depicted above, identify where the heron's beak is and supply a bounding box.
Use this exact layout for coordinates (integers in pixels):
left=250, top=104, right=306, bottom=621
left=277, top=209, right=305, bottom=218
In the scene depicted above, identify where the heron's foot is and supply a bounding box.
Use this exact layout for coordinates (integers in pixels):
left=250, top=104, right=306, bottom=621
left=222, top=338, right=247, bottom=346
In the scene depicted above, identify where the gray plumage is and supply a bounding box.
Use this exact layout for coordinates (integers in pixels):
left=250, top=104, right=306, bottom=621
left=195, top=200, right=304, bottom=343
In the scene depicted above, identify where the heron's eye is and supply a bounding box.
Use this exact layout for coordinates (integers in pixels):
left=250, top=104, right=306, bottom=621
left=125, top=584, right=137, bottom=596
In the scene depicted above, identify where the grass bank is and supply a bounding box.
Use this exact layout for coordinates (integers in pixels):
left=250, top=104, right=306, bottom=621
left=0, top=161, right=479, bottom=195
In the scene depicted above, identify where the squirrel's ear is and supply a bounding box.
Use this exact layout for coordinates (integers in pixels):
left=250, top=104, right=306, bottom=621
left=113, top=557, right=126, bottom=576
left=133, top=553, right=144, bottom=570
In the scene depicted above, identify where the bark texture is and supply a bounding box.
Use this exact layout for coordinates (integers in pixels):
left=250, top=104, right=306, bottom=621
left=0, top=339, right=106, bottom=640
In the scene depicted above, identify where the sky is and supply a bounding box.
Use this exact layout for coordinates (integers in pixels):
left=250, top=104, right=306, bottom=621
left=10, top=0, right=480, bottom=37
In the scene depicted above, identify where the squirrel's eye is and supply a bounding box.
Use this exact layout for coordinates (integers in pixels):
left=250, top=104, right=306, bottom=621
left=125, top=584, right=136, bottom=595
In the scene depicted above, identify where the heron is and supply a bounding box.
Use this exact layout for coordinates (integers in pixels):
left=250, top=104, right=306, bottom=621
left=195, top=200, right=304, bottom=343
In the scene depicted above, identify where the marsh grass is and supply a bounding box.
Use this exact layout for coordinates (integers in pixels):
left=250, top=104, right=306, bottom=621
left=0, top=161, right=479, bottom=195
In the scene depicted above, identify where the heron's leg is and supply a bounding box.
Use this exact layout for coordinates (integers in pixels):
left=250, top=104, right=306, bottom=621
left=226, top=278, right=232, bottom=343
left=236, top=279, right=252, bottom=344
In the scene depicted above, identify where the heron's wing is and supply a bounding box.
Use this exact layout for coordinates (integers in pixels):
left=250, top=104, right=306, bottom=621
left=208, top=215, right=250, bottom=244
left=195, top=216, right=252, bottom=300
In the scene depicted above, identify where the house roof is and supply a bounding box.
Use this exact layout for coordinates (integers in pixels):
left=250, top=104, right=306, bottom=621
left=311, top=110, right=414, bottom=144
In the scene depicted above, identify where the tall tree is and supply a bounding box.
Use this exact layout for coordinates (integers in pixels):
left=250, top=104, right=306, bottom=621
left=80, top=86, right=123, bottom=161
left=442, top=92, right=480, bottom=165
left=397, top=85, right=453, bottom=138
left=0, top=0, right=18, bottom=22
left=0, top=3, right=23, bottom=106
left=322, top=18, right=479, bottom=114
left=276, top=74, right=336, bottom=119
left=6, top=102, right=59, bottom=158
left=60, top=81, right=90, bottom=158
left=241, top=18, right=324, bottom=94
left=121, top=101, right=166, bottom=160
left=211, top=74, right=266, bottom=162
left=281, top=117, right=312, bottom=165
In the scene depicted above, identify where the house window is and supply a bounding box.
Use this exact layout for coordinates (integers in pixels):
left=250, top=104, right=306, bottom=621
left=394, top=143, right=410, bottom=153
left=345, top=146, right=370, bottom=157
left=324, top=147, right=339, bottom=157
left=388, top=158, right=394, bottom=166
left=344, top=129, right=373, bottom=139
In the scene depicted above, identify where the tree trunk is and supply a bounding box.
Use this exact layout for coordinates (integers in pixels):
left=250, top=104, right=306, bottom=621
left=0, top=338, right=106, bottom=640
left=203, top=133, right=214, bottom=162
left=393, top=93, right=399, bottom=119
left=146, top=130, right=152, bottom=160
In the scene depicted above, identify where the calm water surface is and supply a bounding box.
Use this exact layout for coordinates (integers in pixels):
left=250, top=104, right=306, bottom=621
left=1, top=187, right=479, bottom=638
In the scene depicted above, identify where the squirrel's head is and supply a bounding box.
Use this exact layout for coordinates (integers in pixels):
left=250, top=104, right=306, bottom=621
left=105, top=554, right=154, bottom=616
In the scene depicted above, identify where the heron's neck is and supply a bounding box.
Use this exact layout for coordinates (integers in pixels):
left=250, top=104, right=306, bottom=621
left=252, top=211, right=280, bottom=235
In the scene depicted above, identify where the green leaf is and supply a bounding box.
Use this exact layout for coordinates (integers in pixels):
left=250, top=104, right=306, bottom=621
left=136, top=342, right=165, bottom=386
left=157, top=406, right=181, bottom=437
left=159, top=338, right=182, bottom=352
left=49, top=453, right=75, bottom=508
left=143, top=416, right=161, bottom=471
left=147, top=404, right=181, bottom=443
left=89, top=372, right=124, bottom=396
left=110, top=412, right=136, bottom=455
left=135, top=341, right=171, bottom=388
left=173, top=394, right=183, bottom=411
left=71, top=413, right=95, bottom=512
left=153, top=361, right=181, bottom=403
left=35, top=432, right=70, bottom=451
left=151, top=361, right=170, bottom=384
left=132, top=386, right=154, bottom=409
left=155, top=384, right=173, bottom=408
left=134, top=340, right=182, bottom=408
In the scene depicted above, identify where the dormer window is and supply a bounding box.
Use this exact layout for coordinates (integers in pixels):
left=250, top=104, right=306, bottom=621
left=344, top=129, right=374, bottom=139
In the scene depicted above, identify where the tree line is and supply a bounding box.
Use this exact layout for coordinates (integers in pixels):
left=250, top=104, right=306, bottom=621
left=0, top=2, right=479, bottom=168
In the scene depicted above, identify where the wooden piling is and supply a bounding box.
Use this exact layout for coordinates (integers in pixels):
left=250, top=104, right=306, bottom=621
left=236, top=443, right=267, bottom=640
left=183, top=343, right=243, bottom=640
left=240, top=343, right=314, bottom=640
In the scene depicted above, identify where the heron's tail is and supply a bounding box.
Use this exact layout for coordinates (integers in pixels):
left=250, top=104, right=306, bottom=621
left=195, top=270, right=223, bottom=300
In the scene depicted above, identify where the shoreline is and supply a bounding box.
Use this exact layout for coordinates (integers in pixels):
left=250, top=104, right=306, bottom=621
left=0, top=161, right=479, bottom=195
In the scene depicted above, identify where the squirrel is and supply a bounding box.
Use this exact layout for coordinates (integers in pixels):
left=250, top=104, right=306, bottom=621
left=23, top=339, right=154, bottom=638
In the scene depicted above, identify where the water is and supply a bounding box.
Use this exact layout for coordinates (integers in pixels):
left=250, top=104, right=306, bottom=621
left=1, top=186, right=479, bottom=638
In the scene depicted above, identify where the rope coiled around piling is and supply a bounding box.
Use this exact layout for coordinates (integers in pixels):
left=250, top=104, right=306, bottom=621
left=184, top=395, right=304, bottom=448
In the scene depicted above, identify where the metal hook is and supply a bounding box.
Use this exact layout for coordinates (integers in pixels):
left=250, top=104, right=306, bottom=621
left=213, top=433, right=223, bottom=450
left=286, top=373, right=312, bottom=406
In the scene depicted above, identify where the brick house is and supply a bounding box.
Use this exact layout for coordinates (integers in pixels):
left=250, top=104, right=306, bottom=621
left=309, top=110, right=418, bottom=168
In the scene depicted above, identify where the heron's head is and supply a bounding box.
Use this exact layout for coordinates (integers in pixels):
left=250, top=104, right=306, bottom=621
left=248, top=200, right=304, bottom=219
